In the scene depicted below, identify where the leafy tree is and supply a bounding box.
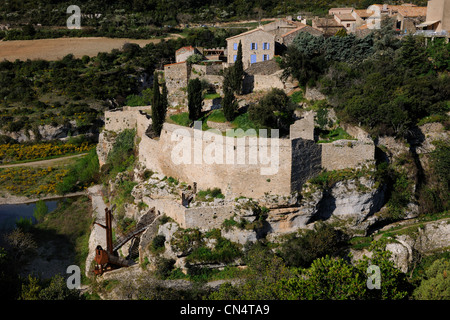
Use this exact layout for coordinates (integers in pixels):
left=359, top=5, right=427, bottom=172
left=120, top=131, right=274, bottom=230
left=397, top=35, right=430, bottom=75
left=186, top=53, right=204, bottom=65
left=413, top=258, right=450, bottom=300
left=101, top=129, right=135, bottom=179
left=355, top=240, right=411, bottom=300
left=187, top=78, right=203, bottom=122
left=282, top=256, right=367, bottom=300
left=56, top=148, right=100, bottom=194
left=278, top=222, right=344, bottom=268
left=38, top=274, right=81, bottom=300
left=426, top=37, right=450, bottom=72
left=20, top=275, right=41, bottom=300
left=248, top=88, right=295, bottom=135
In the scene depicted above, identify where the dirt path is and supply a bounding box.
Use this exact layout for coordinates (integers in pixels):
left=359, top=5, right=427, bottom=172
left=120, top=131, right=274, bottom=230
left=374, top=216, right=450, bottom=241
left=0, top=34, right=183, bottom=61
left=0, top=153, right=87, bottom=169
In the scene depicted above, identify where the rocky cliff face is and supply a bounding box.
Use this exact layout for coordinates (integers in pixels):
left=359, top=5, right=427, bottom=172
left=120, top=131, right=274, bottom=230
left=266, top=175, right=386, bottom=237
left=97, top=130, right=117, bottom=167
left=380, top=218, right=450, bottom=273
left=0, top=121, right=100, bottom=143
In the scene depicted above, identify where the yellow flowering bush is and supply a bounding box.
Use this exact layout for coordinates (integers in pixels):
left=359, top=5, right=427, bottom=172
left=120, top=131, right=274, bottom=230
left=0, top=142, right=94, bottom=164
left=0, top=166, right=69, bottom=196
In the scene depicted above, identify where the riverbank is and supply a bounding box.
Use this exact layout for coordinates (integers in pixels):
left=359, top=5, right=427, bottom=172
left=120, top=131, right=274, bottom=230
left=0, top=191, right=86, bottom=205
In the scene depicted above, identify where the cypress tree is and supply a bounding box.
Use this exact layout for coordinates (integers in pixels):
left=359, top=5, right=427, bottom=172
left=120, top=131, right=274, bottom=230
left=152, top=71, right=162, bottom=136
left=187, top=78, right=202, bottom=122
left=233, top=40, right=244, bottom=94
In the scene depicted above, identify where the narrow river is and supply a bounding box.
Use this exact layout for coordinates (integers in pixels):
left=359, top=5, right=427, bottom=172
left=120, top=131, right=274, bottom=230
left=0, top=200, right=59, bottom=232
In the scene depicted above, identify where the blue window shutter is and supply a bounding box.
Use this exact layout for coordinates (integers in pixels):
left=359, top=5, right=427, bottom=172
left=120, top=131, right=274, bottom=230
left=250, top=54, right=257, bottom=64
left=267, top=43, right=270, bottom=50
left=255, top=43, right=258, bottom=50
left=233, top=55, right=237, bottom=62
left=234, top=43, right=237, bottom=50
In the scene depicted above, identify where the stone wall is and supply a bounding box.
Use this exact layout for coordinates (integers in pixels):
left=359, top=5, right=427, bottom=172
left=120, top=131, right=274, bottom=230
left=191, top=63, right=223, bottom=77
left=141, top=122, right=293, bottom=198
left=104, top=109, right=138, bottom=132
left=290, top=112, right=315, bottom=140
left=102, top=108, right=375, bottom=198
left=185, top=205, right=235, bottom=231
left=321, top=140, right=375, bottom=171
left=142, top=195, right=234, bottom=230
left=242, top=71, right=285, bottom=94
left=164, top=62, right=191, bottom=105
left=291, top=138, right=322, bottom=192
left=143, top=196, right=187, bottom=227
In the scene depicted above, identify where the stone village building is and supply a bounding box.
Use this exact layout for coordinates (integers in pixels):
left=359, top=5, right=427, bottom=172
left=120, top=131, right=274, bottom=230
left=163, top=18, right=323, bottom=105
left=226, top=18, right=323, bottom=68
left=416, top=0, right=450, bottom=35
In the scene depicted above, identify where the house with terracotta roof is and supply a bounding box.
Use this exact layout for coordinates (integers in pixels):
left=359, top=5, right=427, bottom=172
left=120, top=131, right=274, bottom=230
left=369, top=3, right=427, bottom=33
left=260, top=18, right=323, bottom=46
left=175, top=46, right=200, bottom=63
left=329, top=7, right=354, bottom=16
left=226, top=18, right=324, bottom=67
left=416, top=0, right=450, bottom=35
left=226, top=28, right=275, bottom=68
left=312, top=18, right=346, bottom=36
left=334, top=13, right=357, bottom=32
left=277, top=24, right=324, bottom=46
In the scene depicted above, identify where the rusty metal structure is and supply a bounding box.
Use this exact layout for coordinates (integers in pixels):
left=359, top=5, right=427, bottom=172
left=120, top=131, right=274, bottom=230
left=93, top=205, right=146, bottom=275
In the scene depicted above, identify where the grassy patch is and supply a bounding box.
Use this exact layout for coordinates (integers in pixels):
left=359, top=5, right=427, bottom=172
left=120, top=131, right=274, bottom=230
left=417, top=114, right=449, bottom=127
left=349, top=236, right=373, bottom=250
left=203, top=93, right=221, bottom=100
left=207, top=109, right=227, bottom=123
left=231, top=113, right=260, bottom=134
left=169, top=112, right=191, bottom=127
left=317, top=127, right=354, bottom=143
left=308, top=166, right=377, bottom=191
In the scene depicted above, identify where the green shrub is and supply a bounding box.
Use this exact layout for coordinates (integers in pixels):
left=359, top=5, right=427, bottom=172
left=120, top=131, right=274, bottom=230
left=278, top=222, right=344, bottom=268
left=102, top=129, right=135, bottom=179
left=150, top=234, right=166, bottom=253
left=196, top=188, right=224, bottom=202
left=56, top=148, right=99, bottom=194
left=154, top=256, right=176, bottom=279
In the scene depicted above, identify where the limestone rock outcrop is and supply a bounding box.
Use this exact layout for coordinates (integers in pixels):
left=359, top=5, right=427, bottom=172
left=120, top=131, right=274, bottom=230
left=266, top=175, right=386, bottom=237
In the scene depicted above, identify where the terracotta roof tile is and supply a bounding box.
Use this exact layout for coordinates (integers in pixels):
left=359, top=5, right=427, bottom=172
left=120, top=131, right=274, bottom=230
left=226, top=27, right=274, bottom=40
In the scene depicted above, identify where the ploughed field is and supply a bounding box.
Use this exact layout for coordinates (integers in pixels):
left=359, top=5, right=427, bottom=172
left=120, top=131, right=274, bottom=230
left=0, top=36, right=179, bottom=61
